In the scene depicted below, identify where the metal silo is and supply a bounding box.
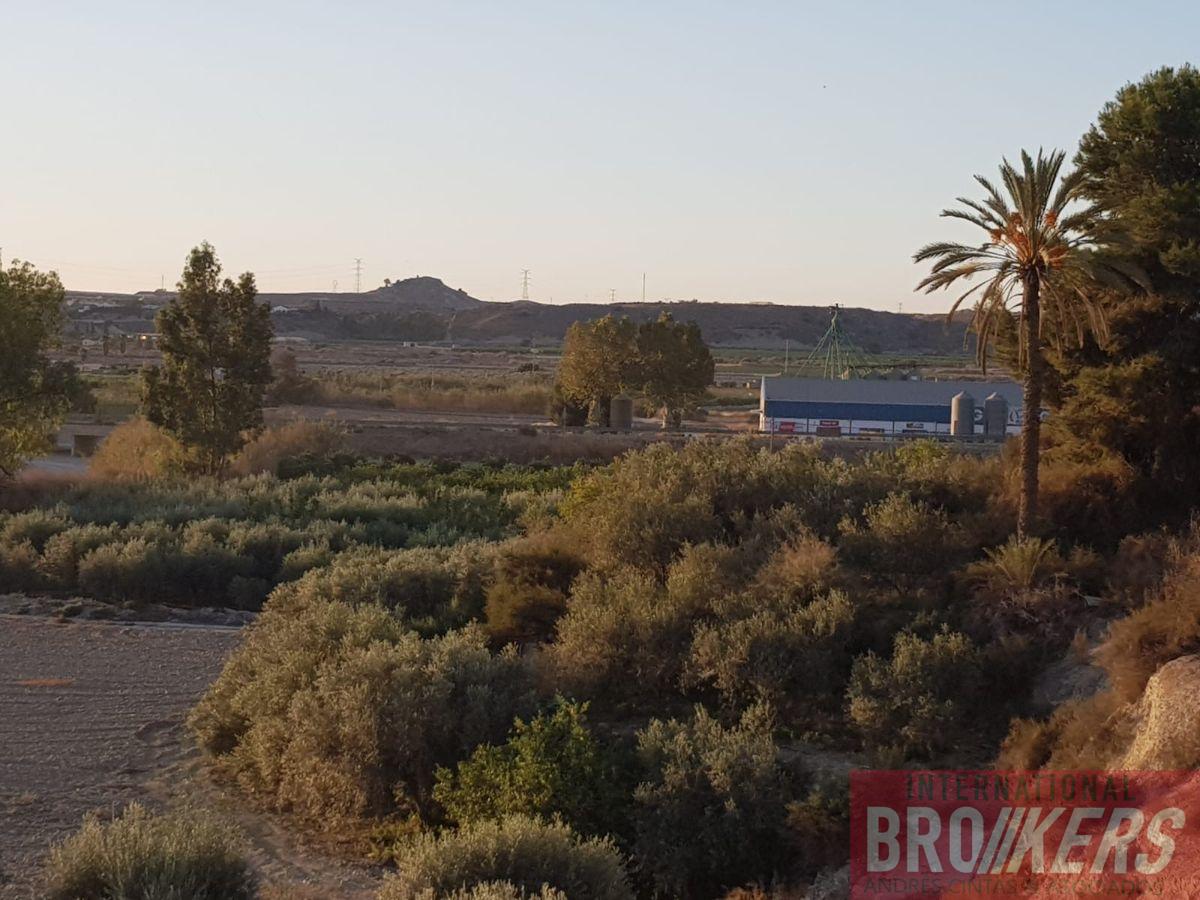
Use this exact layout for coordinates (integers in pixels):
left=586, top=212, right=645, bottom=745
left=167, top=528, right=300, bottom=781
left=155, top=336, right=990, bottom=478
left=950, top=391, right=975, bottom=437
left=983, top=392, right=1009, bottom=440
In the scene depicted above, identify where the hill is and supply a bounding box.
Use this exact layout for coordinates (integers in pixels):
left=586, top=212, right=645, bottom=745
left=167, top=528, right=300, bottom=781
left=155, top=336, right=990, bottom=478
left=64, top=276, right=969, bottom=355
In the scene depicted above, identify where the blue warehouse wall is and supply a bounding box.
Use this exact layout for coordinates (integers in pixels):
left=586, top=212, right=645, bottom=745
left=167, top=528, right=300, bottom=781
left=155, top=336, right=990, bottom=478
left=763, top=400, right=952, bottom=424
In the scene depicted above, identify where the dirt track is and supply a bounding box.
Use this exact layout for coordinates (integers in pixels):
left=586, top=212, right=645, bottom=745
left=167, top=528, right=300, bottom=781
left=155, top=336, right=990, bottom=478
left=0, top=616, right=378, bottom=898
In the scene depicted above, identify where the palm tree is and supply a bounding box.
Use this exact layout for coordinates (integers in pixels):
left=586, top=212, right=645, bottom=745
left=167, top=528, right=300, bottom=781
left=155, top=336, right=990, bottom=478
left=915, top=149, right=1134, bottom=537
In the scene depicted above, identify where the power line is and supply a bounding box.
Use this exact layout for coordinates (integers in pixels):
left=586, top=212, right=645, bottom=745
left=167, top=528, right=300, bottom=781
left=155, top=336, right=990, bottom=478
left=521, top=269, right=531, bottom=301
left=353, top=258, right=364, bottom=293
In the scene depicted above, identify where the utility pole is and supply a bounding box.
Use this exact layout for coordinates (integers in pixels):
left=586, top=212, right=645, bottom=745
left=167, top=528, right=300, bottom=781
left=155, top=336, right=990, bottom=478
left=521, top=269, right=531, bottom=301
left=898, top=301, right=904, bottom=314
left=354, top=258, right=364, bottom=293
left=641, top=272, right=646, bottom=302
left=609, top=288, right=616, bottom=302
left=784, top=340, right=789, bottom=375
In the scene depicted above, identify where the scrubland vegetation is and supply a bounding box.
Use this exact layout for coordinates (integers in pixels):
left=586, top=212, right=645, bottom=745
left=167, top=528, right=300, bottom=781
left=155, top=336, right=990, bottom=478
left=20, top=427, right=1195, bottom=898
left=267, top=353, right=556, bottom=417
left=45, top=804, right=256, bottom=900
left=0, top=456, right=577, bottom=608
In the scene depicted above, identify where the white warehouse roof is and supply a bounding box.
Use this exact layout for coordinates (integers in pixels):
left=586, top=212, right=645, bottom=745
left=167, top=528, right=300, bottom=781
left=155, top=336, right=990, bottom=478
left=760, top=376, right=1023, bottom=408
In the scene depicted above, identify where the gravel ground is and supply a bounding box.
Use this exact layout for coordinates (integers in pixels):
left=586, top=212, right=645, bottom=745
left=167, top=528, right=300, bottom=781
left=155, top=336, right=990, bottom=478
left=0, top=616, right=379, bottom=899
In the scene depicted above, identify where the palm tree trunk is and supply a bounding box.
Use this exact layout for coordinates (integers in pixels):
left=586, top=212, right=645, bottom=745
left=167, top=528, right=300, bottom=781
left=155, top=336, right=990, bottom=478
left=1018, top=272, right=1042, bottom=538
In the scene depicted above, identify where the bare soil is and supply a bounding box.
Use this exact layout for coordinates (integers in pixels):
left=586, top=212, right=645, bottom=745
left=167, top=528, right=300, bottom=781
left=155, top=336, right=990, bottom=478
left=0, top=616, right=380, bottom=899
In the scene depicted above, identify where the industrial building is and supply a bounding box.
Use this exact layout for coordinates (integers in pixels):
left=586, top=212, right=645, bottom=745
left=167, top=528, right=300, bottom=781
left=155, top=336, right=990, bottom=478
left=759, top=376, right=1025, bottom=438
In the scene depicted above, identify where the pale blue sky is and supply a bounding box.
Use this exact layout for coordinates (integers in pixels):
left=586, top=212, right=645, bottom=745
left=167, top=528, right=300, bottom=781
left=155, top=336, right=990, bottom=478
left=1, top=1, right=1195, bottom=310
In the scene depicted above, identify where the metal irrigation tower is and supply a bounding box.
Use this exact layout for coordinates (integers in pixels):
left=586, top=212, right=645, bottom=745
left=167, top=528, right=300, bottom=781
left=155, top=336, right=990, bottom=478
left=802, top=304, right=868, bottom=379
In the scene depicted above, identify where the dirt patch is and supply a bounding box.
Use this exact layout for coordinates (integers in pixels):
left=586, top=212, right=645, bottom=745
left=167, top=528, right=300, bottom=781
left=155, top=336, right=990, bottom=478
left=0, top=617, right=380, bottom=899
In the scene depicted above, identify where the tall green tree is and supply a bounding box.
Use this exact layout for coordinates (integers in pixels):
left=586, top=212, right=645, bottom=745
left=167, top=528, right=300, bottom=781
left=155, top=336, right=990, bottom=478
left=1061, top=65, right=1200, bottom=496
left=0, top=262, right=75, bottom=476
left=634, top=313, right=714, bottom=429
left=555, top=315, right=638, bottom=426
left=142, top=243, right=273, bottom=475
left=915, top=150, right=1136, bottom=537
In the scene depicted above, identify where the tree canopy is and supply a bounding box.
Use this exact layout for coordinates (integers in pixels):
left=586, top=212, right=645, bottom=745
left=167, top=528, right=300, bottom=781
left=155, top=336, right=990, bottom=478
left=142, top=243, right=273, bottom=475
left=555, top=315, right=638, bottom=427
left=634, top=313, right=715, bottom=429
left=0, top=262, right=74, bottom=476
left=1058, top=65, right=1200, bottom=495
left=915, top=149, right=1135, bottom=536
left=554, top=313, right=713, bottom=428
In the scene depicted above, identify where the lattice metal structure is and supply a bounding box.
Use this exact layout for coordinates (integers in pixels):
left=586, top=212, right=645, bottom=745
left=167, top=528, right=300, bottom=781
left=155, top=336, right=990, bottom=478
left=802, top=304, right=870, bottom=379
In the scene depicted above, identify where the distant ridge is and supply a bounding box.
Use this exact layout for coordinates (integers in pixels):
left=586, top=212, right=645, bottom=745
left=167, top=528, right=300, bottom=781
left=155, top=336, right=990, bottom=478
left=64, top=276, right=970, bottom=355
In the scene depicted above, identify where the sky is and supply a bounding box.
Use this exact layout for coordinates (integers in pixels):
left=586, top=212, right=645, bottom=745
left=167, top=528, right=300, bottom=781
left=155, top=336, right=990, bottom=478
left=1, top=1, right=1196, bottom=312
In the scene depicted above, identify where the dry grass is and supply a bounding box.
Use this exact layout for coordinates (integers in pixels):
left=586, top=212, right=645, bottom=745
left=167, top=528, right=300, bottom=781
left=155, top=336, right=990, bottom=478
left=292, top=371, right=554, bottom=416
left=230, top=420, right=345, bottom=476
left=89, top=418, right=345, bottom=480
left=1098, top=546, right=1200, bottom=702
left=997, top=691, right=1129, bottom=770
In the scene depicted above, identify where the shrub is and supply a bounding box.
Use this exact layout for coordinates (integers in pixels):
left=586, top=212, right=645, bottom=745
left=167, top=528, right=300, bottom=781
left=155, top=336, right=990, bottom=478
left=277, top=542, right=335, bottom=582
left=437, top=883, right=568, bottom=900
left=1, top=508, right=70, bottom=551
left=74, top=531, right=258, bottom=607
left=44, top=803, right=255, bottom=900
left=837, top=492, right=962, bottom=590
left=750, top=531, right=839, bottom=605
left=633, top=704, right=794, bottom=898
left=0, top=540, right=42, bottom=592
left=559, top=440, right=826, bottom=574
left=280, top=543, right=497, bottom=634
left=189, top=599, right=535, bottom=824
left=37, top=524, right=121, bottom=586
left=1096, top=545, right=1200, bottom=701
left=485, top=537, right=586, bottom=646
left=230, top=421, right=345, bottom=476
left=550, top=544, right=740, bottom=703
left=1018, top=453, right=1140, bottom=548
left=378, top=815, right=633, bottom=900
left=996, top=690, right=1130, bottom=771
left=968, top=536, right=1064, bottom=596
left=76, top=537, right=170, bottom=604
left=687, top=590, right=856, bottom=724
left=1106, top=529, right=1179, bottom=603
left=89, top=417, right=181, bottom=480
left=434, top=700, right=631, bottom=839
left=847, top=628, right=984, bottom=761
left=786, top=779, right=851, bottom=877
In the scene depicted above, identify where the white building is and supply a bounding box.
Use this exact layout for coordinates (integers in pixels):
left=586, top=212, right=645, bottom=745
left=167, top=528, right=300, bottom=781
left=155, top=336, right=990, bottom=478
left=759, top=376, right=1025, bottom=438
